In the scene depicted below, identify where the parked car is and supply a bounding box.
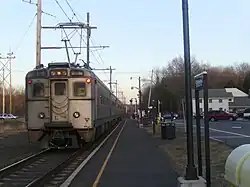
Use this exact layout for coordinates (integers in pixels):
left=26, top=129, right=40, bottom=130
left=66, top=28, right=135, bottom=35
left=243, top=108, right=250, bottom=119
left=207, top=110, right=237, bottom=121
left=0, top=113, right=18, bottom=119
left=193, top=112, right=204, bottom=119
left=162, top=113, right=178, bottom=120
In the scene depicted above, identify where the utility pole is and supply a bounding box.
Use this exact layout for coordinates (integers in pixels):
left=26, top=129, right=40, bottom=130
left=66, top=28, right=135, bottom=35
left=86, top=12, right=97, bottom=68
left=138, top=76, right=143, bottom=124
left=2, top=68, right=4, bottom=114
left=36, top=0, right=42, bottom=67
left=148, top=69, right=154, bottom=109
left=7, top=52, right=15, bottom=114
left=92, top=66, right=116, bottom=92
left=115, top=80, right=118, bottom=97
left=0, top=51, right=15, bottom=114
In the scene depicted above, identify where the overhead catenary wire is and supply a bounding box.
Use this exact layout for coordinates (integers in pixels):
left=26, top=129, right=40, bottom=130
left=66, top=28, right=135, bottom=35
left=61, top=1, right=110, bottom=75
left=53, top=0, right=110, bottom=81
left=14, top=13, right=37, bottom=55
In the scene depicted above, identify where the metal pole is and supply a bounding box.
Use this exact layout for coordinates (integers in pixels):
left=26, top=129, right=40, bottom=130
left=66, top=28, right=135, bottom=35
left=115, top=80, right=118, bottom=97
left=109, top=66, right=112, bottom=117
left=138, top=76, right=142, bottom=124
left=36, top=0, right=42, bottom=67
left=135, top=99, right=137, bottom=116
left=195, top=90, right=202, bottom=176
left=9, top=56, right=12, bottom=114
left=2, top=68, right=5, bottom=114
left=7, top=51, right=14, bottom=114
left=182, top=99, right=186, bottom=132
left=109, top=66, right=112, bottom=91
left=203, top=73, right=211, bottom=186
left=181, top=0, right=198, bottom=179
left=148, top=69, right=153, bottom=108
left=86, top=12, right=90, bottom=68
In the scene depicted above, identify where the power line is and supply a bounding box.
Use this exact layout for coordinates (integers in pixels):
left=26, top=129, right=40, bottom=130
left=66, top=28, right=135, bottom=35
left=14, top=13, right=37, bottom=54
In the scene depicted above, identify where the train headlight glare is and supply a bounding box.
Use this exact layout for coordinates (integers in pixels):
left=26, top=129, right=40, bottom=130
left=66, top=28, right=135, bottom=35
left=86, top=78, right=91, bottom=83
left=39, top=112, right=45, bottom=119
left=73, top=112, right=80, bottom=118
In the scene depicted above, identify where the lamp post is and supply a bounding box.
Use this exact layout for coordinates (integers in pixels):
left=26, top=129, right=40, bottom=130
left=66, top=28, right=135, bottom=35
left=181, top=0, right=198, bottom=180
left=130, top=76, right=143, bottom=125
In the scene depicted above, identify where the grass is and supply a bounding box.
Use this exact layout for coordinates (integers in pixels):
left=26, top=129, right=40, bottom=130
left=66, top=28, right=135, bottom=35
left=144, top=125, right=233, bottom=187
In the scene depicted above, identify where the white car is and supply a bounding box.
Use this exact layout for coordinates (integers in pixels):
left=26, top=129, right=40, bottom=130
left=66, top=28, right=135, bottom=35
left=0, top=113, right=18, bottom=119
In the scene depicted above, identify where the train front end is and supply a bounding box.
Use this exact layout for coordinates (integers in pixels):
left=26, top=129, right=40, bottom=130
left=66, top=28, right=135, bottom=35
left=26, top=63, right=94, bottom=148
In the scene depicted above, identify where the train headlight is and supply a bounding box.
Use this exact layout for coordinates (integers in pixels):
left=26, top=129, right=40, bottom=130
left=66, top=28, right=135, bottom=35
left=73, top=112, right=80, bottom=118
left=39, top=112, right=45, bottom=119
left=86, top=78, right=91, bottom=84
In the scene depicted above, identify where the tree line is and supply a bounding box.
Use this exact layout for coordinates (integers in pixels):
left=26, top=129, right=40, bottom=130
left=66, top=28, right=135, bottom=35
left=0, top=86, right=25, bottom=115
left=141, top=56, right=250, bottom=113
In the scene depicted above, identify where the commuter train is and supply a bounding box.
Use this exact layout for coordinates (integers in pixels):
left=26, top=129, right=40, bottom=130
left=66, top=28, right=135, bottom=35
left=25, top=62, right=125, bottom=148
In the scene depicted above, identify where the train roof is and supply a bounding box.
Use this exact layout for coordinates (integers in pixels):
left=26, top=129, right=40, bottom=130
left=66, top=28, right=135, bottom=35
left=26, top=63, right=124, bottom=105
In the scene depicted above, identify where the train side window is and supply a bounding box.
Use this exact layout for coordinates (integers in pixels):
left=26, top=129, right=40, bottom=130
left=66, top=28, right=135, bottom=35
left=74, top=82, right=86, bottom=96
left=55, top=83, right=66, bottom=95
left=33, top=83, right=44, bottom=97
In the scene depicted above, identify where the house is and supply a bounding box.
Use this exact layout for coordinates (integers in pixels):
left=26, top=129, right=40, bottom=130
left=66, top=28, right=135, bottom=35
left=225, top=88, right=250, bottom=112
left=191, top=88, right=250, bottom=114
left=192, top=89, right=233, bottom=114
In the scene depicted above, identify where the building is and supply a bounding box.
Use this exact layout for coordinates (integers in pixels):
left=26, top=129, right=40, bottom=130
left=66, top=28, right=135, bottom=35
left=192, top=89, right=233, bottom=114
left=226, top=88, right=250, bottom=112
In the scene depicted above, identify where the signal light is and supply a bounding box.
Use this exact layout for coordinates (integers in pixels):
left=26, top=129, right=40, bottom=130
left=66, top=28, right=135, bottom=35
left=86, top=78, right=91, bottom=83
left=28, top=80, right=32, bottom=84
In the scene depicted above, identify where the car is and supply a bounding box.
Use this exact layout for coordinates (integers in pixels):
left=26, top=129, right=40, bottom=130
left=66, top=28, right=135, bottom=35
left=193, top=112, right=204, bottom=119
left=162, top=113, right=178, bottom=120
left=207, top=110, right=237, bottom=121
left=0, top=113, right=18, bottom=120
left=243, top=108, right=250, bottom=119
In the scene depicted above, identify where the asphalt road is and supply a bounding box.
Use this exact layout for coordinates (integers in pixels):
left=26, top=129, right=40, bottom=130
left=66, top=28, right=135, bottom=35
left=175, top=118, right=250, bottom=148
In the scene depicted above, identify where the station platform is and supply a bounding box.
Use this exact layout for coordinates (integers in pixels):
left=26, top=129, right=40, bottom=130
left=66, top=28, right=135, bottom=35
left=67, top=119, right=178, bottom=187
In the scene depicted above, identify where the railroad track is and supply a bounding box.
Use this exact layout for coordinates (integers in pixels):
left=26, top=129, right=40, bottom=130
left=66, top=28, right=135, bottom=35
left=0, top=148, right=80, bottom=187
left=0, top=122, right=122, bottom=187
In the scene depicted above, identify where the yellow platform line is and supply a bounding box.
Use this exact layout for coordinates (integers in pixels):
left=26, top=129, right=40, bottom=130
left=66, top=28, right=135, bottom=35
left=92, top=120, right=127, bottom=187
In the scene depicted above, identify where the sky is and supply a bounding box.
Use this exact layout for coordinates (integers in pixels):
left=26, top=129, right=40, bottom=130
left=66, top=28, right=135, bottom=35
left=0, top=0, right=250, bottom=103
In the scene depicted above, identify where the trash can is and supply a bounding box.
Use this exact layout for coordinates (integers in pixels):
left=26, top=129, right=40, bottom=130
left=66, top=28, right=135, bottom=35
left=161, top=122, right=167, bottom=139
left=166, top=122, right=176, bottom=140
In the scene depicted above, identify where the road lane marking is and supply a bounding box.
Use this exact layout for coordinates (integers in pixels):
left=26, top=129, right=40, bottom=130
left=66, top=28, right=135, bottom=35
left=232, top=126, right=242, bottom=129
left=209, top=127, right=250, bottom=138
left=60, top=120, right=126, bottom=187
left=210, top=137, right=224, bottom=143
left=211, top=135, right=245, bottom=139
left=92, top=120, right=127, bottom=187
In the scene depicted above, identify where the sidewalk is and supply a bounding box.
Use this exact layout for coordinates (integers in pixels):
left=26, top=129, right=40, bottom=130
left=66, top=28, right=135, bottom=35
left=98, top=119, right=178, bottom=187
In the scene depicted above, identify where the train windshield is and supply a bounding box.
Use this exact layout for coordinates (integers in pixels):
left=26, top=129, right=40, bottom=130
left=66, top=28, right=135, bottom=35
left=54, top=82, right=66, bottom=95
left=33, top=83, right=44, bottom=97
left=74, top=82, right=86, bottom=96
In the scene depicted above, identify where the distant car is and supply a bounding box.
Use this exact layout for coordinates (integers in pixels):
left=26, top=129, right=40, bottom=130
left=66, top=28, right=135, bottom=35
left=162, top=113, right=178, bottom=120
left=207, top=110, right=237, bottom=121
left=0, top=113, right=18, bottom=119
left=243, top=108, right=250, bottom=119
left=193, top=112, right=204, bottom=119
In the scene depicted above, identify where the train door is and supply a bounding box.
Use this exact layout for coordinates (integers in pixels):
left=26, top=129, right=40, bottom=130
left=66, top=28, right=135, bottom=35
left=50, top=80, right=69, bottom=122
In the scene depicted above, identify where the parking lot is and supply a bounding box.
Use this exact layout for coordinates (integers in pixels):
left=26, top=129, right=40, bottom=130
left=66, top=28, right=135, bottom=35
left=175, top=119, right=250, bottom=148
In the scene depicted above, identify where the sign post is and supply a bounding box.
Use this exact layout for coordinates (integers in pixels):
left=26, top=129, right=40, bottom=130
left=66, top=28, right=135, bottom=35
left=194, top=71, right=211, bottom=187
